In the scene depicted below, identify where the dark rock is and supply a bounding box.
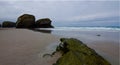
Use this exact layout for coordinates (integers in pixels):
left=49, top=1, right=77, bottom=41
left=35, top=18, right=54, bottom=28
left=54, top=38, right=111, bottom=65
left=16, top=14, right=35, bottom=28
left=2, top=21, right=15, bottom=27
left=0, top=24, right=1, bottom=27
left=97, top=34, right=101, bottom=36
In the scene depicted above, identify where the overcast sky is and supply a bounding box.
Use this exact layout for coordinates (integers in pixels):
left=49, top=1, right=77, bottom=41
left=0, top=0, right=119, bottom=26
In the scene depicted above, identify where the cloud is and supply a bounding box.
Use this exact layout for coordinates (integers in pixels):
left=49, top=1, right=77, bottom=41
left=1, top=0, right=119, bottom=1
left=66, top=12, right=119, bottom=22
left=0, top=0, right=119, bottom=26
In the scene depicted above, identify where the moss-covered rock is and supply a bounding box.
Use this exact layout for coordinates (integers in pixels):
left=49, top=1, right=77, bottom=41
left=16, top=14, right=35, bottom=28
left=54, top=38, right=111, bottom=65
left=2, top=21, right=15, bottom=27
left=35, top=18, right=54, bottom=28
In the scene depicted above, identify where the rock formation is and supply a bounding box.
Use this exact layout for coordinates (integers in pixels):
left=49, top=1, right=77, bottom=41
left=16, top=14, right=35, bottom=28
left=53, top=38, right=111, bottom=65
left=35, top=18, right=54, bottom=28
left=2, top=21, right=15, bottom=27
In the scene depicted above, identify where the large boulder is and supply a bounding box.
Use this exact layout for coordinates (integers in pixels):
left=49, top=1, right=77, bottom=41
left=54, top=38, right=111, bottom=65
left=16, top=14, right=35, bottom=28
left=2, top=21, right=15, bottom=27
left=35, top=18, right=54, bottom=28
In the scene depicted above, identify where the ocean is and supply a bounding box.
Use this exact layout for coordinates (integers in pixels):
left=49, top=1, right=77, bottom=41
left=34, top=26, right=119, bottom=44
left=37, top=26, right=120, bottom=39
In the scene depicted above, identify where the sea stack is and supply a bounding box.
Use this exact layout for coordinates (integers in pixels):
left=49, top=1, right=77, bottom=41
left=16, top=14, right=35, bottom=28
left=2, top=21, right=16, bottom=28
left=35, top=18, right=54, bottom=28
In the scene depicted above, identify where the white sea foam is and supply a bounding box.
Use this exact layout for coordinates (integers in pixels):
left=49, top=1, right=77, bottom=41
left=38, top=27, right=120, bottom=32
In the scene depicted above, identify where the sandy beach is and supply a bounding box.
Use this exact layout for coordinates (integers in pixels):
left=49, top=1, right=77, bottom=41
left=0, top=28, right=119, bottom=65
left=0, top=28, right=61, bottom=65
left=0, top=1, right=119, bottom=65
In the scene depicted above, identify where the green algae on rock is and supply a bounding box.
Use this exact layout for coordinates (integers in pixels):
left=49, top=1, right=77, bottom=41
left=54, top=38, right=111, bottom=65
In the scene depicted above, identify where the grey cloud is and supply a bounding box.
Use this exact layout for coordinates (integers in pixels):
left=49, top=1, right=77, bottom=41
left=0, top=0, right=119, bottom=26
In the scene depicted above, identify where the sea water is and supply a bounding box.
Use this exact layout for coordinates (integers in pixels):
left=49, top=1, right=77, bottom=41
left=38, top=26, right=120, bottom=40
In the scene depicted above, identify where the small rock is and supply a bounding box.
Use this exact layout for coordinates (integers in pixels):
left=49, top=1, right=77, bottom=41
left=97, top=34, right=101, bottom=36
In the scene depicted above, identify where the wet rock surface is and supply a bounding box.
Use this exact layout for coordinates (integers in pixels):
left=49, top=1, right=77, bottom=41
left=54, top=38, right=111, bottom=65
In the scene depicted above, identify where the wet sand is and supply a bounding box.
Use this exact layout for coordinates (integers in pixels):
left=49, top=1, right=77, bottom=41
left=0, top=28, right=119, bottom=65
left=52, top=30, right=120, bottom=65
left=78, top=31, right=119, bottom=65
left=0, top=29, right=60, bottom=65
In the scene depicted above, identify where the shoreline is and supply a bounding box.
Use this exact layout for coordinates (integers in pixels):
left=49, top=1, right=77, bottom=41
left=50, top=28, right=119, bottom=65
left=0, top=28, right=119, bottom=65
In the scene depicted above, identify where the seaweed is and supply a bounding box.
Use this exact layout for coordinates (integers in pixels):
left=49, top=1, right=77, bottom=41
left=53, top=38, right=111, bottom=65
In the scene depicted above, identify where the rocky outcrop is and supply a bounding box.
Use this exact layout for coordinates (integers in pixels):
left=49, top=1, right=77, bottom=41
left=53, top=38, right=111, bottom=65
left=35, top=18, right=54, bottom=28
left=2, top=21, right=15, bottom=27
left=16, top=14, right=35, bottom=28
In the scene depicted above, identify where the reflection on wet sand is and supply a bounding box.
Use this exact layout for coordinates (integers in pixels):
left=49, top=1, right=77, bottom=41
left=28, top=28, right=52, bottom=33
